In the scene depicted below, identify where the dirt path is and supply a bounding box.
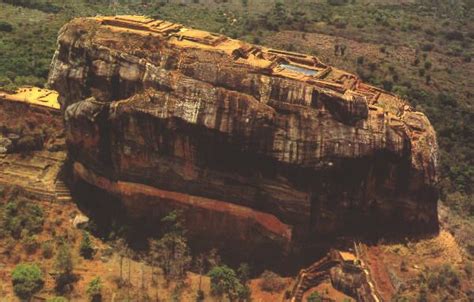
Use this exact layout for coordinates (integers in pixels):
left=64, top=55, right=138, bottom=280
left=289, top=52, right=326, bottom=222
left=364, top=245, right=396, bottom=301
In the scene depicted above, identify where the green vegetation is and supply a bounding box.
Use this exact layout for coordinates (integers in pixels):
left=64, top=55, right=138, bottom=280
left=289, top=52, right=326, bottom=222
left=424, top=264, right=460, bottom=291
left=411, top=263, right=464, bottom=301
left=0, top=196, right=44, bottom=239
left=79, top=231, right=95, bottom=259
left=42, top=240, right=55, bottom=259
left=208, top=265, right=250, bottom=301
left=86, top=277, right=103, bottom=302
left=149, top=210, right=191, bottom=281
left=0, top=0, right=471, bottom=263
left=307, top=291, right=323, bottom=302
left=0, top=21, right=13, bottom=32
left=11, top=263, right=44, bottom=300
left=259, top=270, right=287, bottom=292
left=22, top=234, right=40, bottom=254
left=54, top=242, right=75, bottom=294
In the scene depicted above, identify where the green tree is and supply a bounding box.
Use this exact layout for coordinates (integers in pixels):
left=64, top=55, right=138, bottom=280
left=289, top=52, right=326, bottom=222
left=86, top=277, right=102, bottom=302
left=11, top=263, right=44, bottom=300
left=80, top=231, right=94, bottom=259
left=55, top=242, right=75, bottom=293
left=152, top=211, right=191, bottom=281
left=208, top=265, right=250, bottom=301
left=2, top=198, right=44, bottom=239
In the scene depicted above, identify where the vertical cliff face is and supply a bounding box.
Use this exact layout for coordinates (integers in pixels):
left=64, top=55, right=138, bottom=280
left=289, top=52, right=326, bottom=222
left=48, top=16, right=439, bottom=254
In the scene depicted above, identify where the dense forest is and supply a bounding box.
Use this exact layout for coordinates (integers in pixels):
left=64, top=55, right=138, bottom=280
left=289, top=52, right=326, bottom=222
left=0, top=0, right=472, bottom=245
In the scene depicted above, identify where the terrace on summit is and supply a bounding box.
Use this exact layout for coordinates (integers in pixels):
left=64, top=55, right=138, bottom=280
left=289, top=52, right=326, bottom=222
left=0, top=86, right=60, bottom=111
left=96, top=15, right=404, bottom=111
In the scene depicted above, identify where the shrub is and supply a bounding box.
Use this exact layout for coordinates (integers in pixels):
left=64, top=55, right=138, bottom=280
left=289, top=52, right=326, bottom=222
left=425, top=264, right=460, bottom=291
left=421, top=43, right=434, bottom=52
left=14, top=75, right=45, bottom=87
left=424, top=29, right=436, bottom=36
left=0, top=75, right=13, bottom=87
left=330, top=16, right=348, bottom=29
left=11, top=263, right=44, bottom=300
left=417, top=284, right=428, bottom=302
left=368, top=62, right=378, bottom=72
left=438, top=264, right=460, bottom=288
left=1, top=199, right=44, bottom=239
left=42, top=241, right=54, bottom=259
left=237, top=283, right=252, bottom=301
left=22, top=235, right=39, bottom=254
left=327, top=0, right=349, bottom=5
left=0, top=21, right=13, bottom=32
left=307, top=291, right=323, bottom=302
left=86, top=277, right=102, bottom=301
left=383, top=80, right=394, bottom=91
left=445, top=30, right=464, bottom=41
left=424, top=61, right=432, bottom=70
left=80, top=231, right=94, bottom=259
left=259, top=270, right=286, bottom=292
left=419, top=68, right=426, bottom=77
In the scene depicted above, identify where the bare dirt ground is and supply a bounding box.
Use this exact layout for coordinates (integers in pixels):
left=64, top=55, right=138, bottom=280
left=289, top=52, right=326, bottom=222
left=364, top=245, right=396, bottom=300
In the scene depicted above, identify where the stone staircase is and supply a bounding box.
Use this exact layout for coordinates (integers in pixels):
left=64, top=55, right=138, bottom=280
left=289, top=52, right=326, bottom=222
left=289, top=251, right=341, bottom=302
left=55, top=179, right=72, bottom=202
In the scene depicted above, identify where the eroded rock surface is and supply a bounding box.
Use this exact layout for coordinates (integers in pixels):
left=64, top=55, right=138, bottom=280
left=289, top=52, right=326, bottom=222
left=48, top=16, right=439, bottom=255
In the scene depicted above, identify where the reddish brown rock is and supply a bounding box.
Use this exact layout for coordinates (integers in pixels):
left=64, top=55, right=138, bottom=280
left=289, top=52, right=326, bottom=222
left=48, top=16, right=439, bottom=254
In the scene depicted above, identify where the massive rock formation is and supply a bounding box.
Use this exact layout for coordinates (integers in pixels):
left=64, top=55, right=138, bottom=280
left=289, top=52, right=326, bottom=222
left=48, top=16, right=439, bottom=258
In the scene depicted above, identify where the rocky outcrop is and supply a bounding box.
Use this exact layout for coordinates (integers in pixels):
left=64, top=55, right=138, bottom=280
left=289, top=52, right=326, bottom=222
left=48, top=16, right=439, bottom=255
left=0, top=96, right=63, bottom=153
left=0, top=98, right=66, bottom=201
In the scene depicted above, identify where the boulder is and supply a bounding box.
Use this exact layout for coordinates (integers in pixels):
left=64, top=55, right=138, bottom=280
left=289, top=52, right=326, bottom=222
left=72, top=213, right=90, bottom=229
left=48, top=16, right=439, bottom=256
